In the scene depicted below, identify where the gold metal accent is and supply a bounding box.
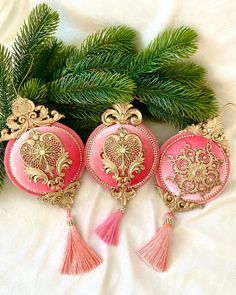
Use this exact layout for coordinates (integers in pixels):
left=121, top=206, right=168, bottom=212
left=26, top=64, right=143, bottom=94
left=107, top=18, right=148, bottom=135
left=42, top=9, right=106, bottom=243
left=163, top=215, right=174, bottom=226
left=40, top=181, right=80, bottom=210
left=67, top=219, right=74, bottom=226
left=182, top=116, right=229, bottom=156
left=101, top=103, right=142, bottom=126
left=101, top=126, right=145, bottom=206
left=0, top=96, right=64, bottom=141
left=166, top=142, right=223, bottom=198
left=20, top=130, right=72, bottom=190
left=157, top=187, right=204, bottom=212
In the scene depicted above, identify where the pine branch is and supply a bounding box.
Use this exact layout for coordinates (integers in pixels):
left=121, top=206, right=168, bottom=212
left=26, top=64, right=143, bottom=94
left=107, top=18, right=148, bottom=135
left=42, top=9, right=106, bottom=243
left=0, top=45, right=15, bottom=123
left=155, top=60, right=206, bottom=85
left=29, top=37, right=64, bottom=82
left=0, top=45, right=15, bottom=191
left=66, top=26, right=137, bottom=67
left=27, top=37, right=81, bottom=82
left=64, top=52, right=134, bottom=76
left=134, top=75, right=218, bottom=126
left=20, top=79, right=48, bottom=104
left=128, top=27, right=198, bottom=77
left=48, top=71, right=135, bottom=108
left=0, top=143, right=6, bottom=191
left=51, top=45, right=81, bottom=80
left=13, top=3, right=59, bottom=87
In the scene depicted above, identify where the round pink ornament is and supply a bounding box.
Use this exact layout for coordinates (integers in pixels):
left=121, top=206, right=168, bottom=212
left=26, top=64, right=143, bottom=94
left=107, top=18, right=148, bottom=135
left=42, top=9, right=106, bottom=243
left=0, top=97, right=102, bottom=275
left=4, top=122, right=84, bottom=198
left=137, top=116, right=230, bottom=273
left=85, top=104, right=159, bottom=246
left=156, top=131, right=230, bottom=204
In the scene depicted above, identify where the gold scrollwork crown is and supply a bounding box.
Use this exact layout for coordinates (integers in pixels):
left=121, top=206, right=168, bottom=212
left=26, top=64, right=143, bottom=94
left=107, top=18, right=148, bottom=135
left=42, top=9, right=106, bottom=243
left=182, top=116, right=229, bottom=156
left=0, top=96, right=64, bottom=141
left=101, top=103, right=142, bottom=126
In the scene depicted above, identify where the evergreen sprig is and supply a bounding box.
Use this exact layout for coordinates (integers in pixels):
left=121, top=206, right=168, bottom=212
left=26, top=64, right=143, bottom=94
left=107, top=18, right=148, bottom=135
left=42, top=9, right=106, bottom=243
left=64, top=52, right=134, bottom=76
left=13, top=3, right=59, bottom=87
left=0, top=45, right=15, bottom=190
left=76, top=26, right=137, bottom=57
left=156, top=60, right=207, bottom=84
left=48, top=71, right=134, bottom=106
left=128, top=27, right=198, bottom=77
left=20, top=78, right=48, bottom=103
left=134, top=75, right=217, bottom=126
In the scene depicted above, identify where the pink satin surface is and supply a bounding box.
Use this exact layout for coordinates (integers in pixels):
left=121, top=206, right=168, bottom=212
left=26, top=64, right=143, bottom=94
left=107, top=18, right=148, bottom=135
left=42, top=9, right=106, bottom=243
left=156, top=132, right=230, bottom=204
left=85, top=123, right=159, bottom=189
left=4, top=122, right=85, bottom=197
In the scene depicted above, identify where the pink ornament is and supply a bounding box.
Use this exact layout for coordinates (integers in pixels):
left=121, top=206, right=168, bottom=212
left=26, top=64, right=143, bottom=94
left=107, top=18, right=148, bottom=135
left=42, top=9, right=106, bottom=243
left=4, top=122, right=84, bottom=197
left=157, top=132, right=230, bottom=203
left=137, top=116, right=230, bottom=272
left=0, top=97, right=102, bottom=275
left=85, top=104, right=159, bottom=246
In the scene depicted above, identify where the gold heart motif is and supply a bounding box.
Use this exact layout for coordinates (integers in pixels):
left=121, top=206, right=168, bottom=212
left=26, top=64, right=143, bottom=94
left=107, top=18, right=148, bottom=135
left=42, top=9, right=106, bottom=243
left=20, top=130, right=72, bottom=190
left=101, top=126, right=145, bottom=206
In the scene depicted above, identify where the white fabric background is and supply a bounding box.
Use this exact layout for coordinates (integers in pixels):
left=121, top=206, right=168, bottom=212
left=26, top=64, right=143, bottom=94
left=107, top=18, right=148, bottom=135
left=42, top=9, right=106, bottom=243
left=0, top=0, right=236, bottom=294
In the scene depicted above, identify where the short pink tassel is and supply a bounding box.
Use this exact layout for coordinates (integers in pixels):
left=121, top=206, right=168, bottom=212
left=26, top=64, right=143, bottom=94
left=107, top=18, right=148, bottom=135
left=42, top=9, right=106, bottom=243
left=61, top=210, right=102, bottom=275
left=95, top=209, right=124, bottom=246
left=136, top=211, right=174, bottom=272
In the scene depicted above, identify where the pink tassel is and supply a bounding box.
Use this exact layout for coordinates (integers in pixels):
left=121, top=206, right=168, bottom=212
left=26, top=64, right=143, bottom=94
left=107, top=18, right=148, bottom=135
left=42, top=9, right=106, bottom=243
left=136, top=211, right=174, bottom=272
left=95, top=208, right=124, bottom=246
left=60, top=210, right=102, bottom=275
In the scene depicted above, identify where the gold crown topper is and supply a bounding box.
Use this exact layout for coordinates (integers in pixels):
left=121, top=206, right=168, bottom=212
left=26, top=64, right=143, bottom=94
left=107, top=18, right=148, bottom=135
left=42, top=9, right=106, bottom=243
left=181, top=116, right=229, bottom=156
left=0, top=96, right=64, bottom=142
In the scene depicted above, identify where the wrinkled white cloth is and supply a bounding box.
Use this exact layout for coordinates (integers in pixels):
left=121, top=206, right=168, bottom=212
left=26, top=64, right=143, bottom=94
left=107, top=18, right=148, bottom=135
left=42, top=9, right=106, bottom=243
left=0, top=0, right=236, bottom=294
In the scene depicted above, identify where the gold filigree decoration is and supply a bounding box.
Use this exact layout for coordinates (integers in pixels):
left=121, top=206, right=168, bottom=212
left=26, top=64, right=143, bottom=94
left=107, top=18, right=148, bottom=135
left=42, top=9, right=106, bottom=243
left=20, top=130, right=72, bottom=190
left=101, top=103, right=142, bottom=126
left=166, top=142, right=223, bottom=198
left=181, top=116, right=229, bottom=156
left=40, top=181, right=80, bottom=209
left=157, top=187, right=204, bottom=212
left=101, top=126, right=145, bottom=206
left=0, top=96, right=64, bottom=141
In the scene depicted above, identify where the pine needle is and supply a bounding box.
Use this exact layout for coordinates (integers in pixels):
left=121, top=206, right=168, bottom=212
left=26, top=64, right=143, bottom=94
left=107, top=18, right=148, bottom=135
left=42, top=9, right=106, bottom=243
left=128, top=27, right=198, bottom=76
left=0, top=45, right=15, bottom=190
left=48, top=71, right=135, bottom=107
left=20, top=78, right=48, bottom=104
left=13, top=3, right=59, bottom=87
left=77, top=26, right=137, bottom=58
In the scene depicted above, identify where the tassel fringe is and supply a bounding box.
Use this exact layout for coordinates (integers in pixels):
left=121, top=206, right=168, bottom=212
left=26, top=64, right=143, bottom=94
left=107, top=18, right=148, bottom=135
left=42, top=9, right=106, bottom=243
left=61, top=210, right=102, bottom=275
left=136, top=211, right=174, bottom=272
left=95, top=208, right=124, bottom=246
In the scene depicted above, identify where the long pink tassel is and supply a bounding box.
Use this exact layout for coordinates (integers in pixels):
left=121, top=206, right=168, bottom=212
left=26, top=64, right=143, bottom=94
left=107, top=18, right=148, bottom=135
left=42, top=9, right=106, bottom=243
left=95, top=208, right=124, bottom=246
left=60, top=210, right=102, bottom=275
left=136, top=211, right=174, bottom=272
